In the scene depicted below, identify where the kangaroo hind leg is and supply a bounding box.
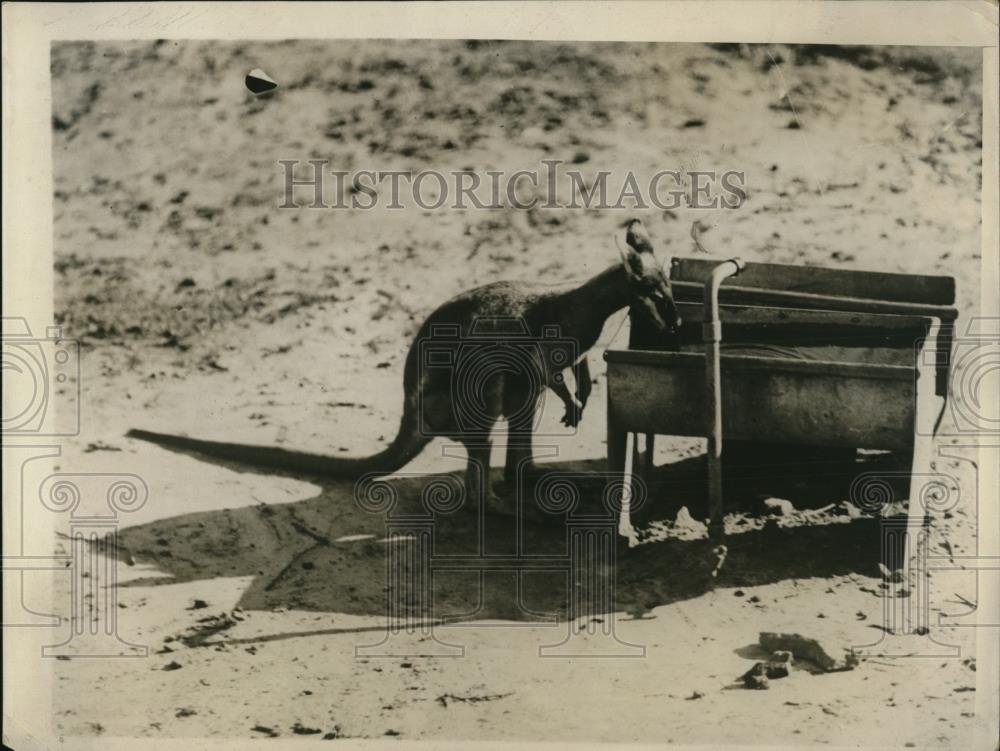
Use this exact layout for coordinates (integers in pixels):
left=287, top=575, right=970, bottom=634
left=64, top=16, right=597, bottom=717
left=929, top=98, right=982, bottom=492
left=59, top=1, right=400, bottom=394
left=501, top=380, right=541, bottom=486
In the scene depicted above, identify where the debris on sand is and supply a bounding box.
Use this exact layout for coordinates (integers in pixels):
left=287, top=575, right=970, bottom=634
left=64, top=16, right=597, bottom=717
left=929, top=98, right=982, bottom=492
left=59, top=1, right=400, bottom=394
left=252, top=725, right=279, bottom=737
left=161, top=661, right=182, bottom=671
left=878, top=562, right=906, bottom=583
left=711, top=544, right=728, bottom=577
left=186, top=599, right=209, bottom=610
left=83, top=441, right=122, bottom=453
left=625, top=600, right=657, bottom=620
left=436, top=691, right=513, bottom=707
left=291, top=722, right=322, bottom=735
left=740, top=649, right=795, bottom=689
left=764, top=497, right=796, bottom=516
left=673, top=506, right=708, bottom=538
left=839, top=501, right=864, bottom=519
left=177, top=612, right=239, bottom=648
left=759, top=632, right=858, bottom=672
left=766, top=650, right=794, bottom=678
left=741, top=662, right=770, bottom=690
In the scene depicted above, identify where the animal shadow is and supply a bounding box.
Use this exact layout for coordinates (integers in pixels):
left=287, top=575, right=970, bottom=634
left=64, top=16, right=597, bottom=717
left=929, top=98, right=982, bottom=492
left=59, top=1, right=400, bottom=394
left=115, top=443, right=903, bottom=622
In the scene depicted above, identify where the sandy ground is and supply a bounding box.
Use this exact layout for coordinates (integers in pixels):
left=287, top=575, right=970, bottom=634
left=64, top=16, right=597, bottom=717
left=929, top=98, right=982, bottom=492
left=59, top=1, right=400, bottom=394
left=42, top=40, right=986, bottom=744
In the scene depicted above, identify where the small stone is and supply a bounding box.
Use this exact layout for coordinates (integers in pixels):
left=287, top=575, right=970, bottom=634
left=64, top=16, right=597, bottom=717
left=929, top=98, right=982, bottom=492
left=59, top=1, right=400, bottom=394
left=246, top=69, right=278, bottom=95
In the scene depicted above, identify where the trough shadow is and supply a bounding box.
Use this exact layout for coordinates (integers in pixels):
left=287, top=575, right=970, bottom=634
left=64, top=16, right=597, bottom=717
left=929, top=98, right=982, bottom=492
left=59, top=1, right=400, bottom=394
left=633, top=444, right=912, bottom=522
left=116, top=440, right=910, bottom=623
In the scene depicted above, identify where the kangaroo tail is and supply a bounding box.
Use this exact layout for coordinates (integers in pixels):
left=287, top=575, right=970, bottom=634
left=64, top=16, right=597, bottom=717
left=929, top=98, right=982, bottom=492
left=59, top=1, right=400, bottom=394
left=127, top=405, right=429, bottom=480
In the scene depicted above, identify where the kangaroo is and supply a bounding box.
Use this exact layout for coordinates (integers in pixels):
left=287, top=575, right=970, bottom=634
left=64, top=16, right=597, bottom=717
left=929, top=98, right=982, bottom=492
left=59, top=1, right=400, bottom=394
left=128, top=219, right=682, bottom=512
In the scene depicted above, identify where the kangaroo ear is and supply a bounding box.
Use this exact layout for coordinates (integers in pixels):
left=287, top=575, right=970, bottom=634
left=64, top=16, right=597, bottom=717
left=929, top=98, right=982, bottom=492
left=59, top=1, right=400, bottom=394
left=624, top=218, right=655, bottom=254
left=618, top=243, right=646, bottom=281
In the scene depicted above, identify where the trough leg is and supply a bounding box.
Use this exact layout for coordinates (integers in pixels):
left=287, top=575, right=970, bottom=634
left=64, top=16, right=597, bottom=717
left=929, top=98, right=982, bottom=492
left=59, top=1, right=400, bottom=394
left=607, top=405, right=634, bottom=526
left=630, top=433, right=642, bottom=484
left=902, top=318, right=947, bottom=638
left=607, top=405, right=628, bottom=477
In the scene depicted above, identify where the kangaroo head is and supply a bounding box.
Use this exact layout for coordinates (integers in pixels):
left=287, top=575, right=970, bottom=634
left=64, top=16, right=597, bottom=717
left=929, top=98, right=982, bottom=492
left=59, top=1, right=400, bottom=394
left=619, top=219, right=683, bottom=334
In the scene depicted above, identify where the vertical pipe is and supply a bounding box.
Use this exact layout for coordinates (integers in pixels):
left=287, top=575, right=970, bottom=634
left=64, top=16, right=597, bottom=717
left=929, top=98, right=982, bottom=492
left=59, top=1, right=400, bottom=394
left=703, top=259, right=744, bottom=538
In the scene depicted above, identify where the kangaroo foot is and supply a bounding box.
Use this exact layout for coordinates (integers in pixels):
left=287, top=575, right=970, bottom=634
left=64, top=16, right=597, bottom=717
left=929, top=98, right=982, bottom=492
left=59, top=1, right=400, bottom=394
left=488, top=492, right=563, bottom=525
left=493, top=478, right=515, bottom=497
left=485, top=490, right=517, bottom=516
left=465, top=471, right=513, bottom=515
left=495, top=463, right=544, bottom=495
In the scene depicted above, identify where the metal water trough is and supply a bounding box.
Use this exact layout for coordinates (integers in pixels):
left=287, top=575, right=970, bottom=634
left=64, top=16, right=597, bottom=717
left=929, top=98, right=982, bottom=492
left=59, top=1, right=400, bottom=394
left=604, top=256, right=958, bottom=537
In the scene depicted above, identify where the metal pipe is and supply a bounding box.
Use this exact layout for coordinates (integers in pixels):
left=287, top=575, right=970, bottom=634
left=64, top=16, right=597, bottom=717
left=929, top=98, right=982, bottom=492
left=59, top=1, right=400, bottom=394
left=703, top=258, right=744, bottom=538
left=672, top=280, right=958, bottom=321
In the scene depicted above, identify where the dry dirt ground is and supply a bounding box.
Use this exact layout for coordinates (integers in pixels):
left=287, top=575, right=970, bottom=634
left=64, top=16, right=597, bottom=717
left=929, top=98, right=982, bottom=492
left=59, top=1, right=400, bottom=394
left=45, top=40, right=986, bottom=744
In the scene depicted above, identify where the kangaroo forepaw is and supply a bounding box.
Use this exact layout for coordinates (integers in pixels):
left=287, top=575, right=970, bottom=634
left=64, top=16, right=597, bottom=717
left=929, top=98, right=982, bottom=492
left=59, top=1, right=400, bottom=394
left=561, top=400, right=583, bottom=428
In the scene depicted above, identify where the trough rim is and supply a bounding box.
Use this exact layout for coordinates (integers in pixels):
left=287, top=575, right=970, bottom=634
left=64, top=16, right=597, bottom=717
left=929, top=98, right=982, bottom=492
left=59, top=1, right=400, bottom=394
left=603, top=348, right=919, bottom=382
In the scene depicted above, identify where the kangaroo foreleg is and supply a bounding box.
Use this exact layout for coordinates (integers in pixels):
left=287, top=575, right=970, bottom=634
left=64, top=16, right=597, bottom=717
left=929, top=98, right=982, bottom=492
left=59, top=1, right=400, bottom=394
left=551, top=374, right=583, bottom=428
